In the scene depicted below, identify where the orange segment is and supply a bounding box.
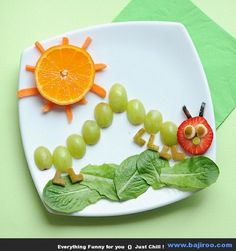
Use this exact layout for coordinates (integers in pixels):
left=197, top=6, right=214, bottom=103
left=42, top=101, right=54, bottom=113
left=35, top=45, right=95, bottom=105
left=17, top=87, right=39, bottom=98
left=25, top=65, right=35, bottom=72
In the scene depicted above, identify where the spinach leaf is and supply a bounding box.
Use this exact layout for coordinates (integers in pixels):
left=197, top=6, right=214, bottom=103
left=81, top=163, right=119, bottom=201
left=114, top=155, right=149, bottom=201
left=43, top=176, right=101, bottom=213
left=137, top=150, right=169, bottom=189
left=160, top=156, right=219, bottom=189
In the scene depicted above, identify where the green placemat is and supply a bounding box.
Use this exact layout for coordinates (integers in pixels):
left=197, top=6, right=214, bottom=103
left=114, top=0, right=236, bottom=128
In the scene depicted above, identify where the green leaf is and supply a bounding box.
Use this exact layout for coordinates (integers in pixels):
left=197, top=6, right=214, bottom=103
left=114, top=155, right=149, bottom=201
left=81, top=163, right=119, bottom=201
left=160, top=156, right=220, bottom=189
left=137, top=150, right=169, bottom=189
left=43, top=176, right=101, bottom=213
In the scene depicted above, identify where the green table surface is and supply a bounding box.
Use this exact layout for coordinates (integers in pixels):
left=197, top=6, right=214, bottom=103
left=0, top=0, right=235, bottom=238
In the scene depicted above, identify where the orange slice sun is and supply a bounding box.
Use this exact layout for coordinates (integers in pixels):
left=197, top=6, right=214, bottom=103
left=17, top=37, right=107, bottom=123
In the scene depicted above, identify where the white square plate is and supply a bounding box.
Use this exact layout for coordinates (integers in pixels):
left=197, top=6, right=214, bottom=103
left=18, top=22, right=216, bottom=216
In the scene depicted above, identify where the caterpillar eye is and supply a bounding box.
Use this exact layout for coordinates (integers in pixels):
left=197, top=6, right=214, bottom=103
left=184, top=125, right=196, bottom=139
left=196, top=124, right=208, bottom=138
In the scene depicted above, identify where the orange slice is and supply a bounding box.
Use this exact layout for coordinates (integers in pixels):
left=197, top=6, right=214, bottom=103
left=35, top=45, right=95, bottom=105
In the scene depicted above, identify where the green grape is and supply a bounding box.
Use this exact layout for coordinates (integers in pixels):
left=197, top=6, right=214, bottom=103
left=82, top=120, right=101, bottom=145
left=66, top=134, right=86, bottom=159
left=144, top=110, right=163, bottom=134
left=53, top=146, right=72, bottom=172
left=109, top=83, right=128, bottom=113
left=34, top=146, right=52, bottom=170
left=126, top=99, right=146, bottom=125
left=160, top=121, right=178, bottom=146
left=94, top=102, right=113, bottom=128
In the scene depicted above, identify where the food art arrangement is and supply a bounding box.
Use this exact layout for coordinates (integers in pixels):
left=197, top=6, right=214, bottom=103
left=18, top=35, right=219, bottom=215
left=18, top=36, right=106, bottom=123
